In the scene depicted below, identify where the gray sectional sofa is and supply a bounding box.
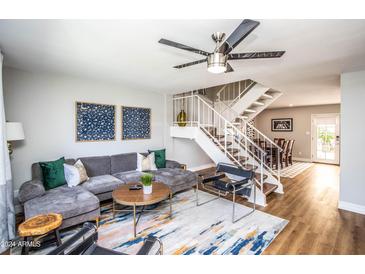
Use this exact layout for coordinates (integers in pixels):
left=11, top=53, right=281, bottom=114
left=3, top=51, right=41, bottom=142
left=18, top=153, right=198, bottom=229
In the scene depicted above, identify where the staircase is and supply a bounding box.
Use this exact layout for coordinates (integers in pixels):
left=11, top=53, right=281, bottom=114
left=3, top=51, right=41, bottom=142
left=215, top=79, right=283, bottom=122
left=171, top=94, right=283, bottom=207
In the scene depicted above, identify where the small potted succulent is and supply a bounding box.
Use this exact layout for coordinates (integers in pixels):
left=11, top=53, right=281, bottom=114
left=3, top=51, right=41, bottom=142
left=140, top=173, right=153, bottom=195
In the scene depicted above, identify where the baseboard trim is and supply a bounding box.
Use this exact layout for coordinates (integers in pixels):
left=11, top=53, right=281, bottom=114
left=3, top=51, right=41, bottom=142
left=338, top=201, right=365, bottom=215
left=188, top=163, right=216, bottom=172
left=292, top=157, right=312, bottom=162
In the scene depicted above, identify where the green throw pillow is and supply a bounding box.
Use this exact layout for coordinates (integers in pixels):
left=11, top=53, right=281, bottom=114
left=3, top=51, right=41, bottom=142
left=148, top=149, right=166, bottom=168
left=39, top=157, right=66, bottom=190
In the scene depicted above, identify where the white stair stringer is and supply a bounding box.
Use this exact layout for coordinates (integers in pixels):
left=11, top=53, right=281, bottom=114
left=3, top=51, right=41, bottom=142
left=218, top=83, right=283, bottom=123
left=230, top=83, right=270, bottom=115
left=245, top=90, right=283, bottom=121
left=170, top=126, right=283, bottom=207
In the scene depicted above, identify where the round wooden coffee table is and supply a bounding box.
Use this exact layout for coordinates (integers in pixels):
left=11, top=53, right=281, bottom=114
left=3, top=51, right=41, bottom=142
left=112, top=182, right=172, bottom=238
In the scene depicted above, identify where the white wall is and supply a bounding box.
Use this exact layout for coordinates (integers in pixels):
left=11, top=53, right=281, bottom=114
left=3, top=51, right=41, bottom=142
left=339, top=70, right=365, bottom=215
left=164, top=94, right=214, bottom=171
left=255, top=104, right=341, bottom=160
left=4, top=68, right=167, bottom=190
left=4, top=68, right=213, bottom=191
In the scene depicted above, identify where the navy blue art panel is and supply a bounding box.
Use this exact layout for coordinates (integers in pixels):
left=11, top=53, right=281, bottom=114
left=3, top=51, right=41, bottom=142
left=121, top=106, right=151, bottom=140
left=76, top=102, right=116, bottom=141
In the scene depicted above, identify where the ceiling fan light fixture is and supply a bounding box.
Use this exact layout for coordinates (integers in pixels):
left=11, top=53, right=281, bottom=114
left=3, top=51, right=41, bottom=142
left=207, top=53, right=227, bottom=74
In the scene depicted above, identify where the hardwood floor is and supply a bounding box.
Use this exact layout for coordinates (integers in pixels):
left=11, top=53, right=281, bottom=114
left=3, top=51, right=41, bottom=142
left=196, top=163, right=365, bottom=254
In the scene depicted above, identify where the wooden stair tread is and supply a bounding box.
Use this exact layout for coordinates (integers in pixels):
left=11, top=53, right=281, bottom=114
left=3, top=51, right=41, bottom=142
left=221, top=148, right=240, bottom=155
left=244, top=108, right=256, bottom=113
left=252, top=101, right=265, bottom=106
left=226, top=155, right=248, bottom=164
left=241, top=164, right=258, bottom=171
left=261, top=93, right=273, bottom=99
left=238, top=157, right=248, bottom=164
left=262, top=183, right=278, bottom=196
left=213, top=140, right=233, bottom=146
left=254, top=173, right=268, bottom=180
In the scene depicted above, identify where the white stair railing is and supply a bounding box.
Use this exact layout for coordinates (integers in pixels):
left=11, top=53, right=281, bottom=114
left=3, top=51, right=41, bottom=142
left=216, top=79, right=255, bottom=106
left=211, top=101, right=282, bottom=180
left=173, top=95, right=281, bottom=192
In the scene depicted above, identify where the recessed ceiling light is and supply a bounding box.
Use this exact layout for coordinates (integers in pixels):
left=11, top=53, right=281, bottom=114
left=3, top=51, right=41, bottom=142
left=289, top=104, right=293, bottom=107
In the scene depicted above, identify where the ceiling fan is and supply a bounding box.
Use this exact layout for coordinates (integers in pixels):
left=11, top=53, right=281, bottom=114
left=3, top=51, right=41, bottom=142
left=159, top=19, right=285, bottom=74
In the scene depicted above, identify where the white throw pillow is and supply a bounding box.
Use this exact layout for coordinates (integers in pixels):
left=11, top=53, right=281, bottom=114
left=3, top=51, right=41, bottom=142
left=64, top=160, right=89, bottom=187
left=136, top=153, right=157, bottom=172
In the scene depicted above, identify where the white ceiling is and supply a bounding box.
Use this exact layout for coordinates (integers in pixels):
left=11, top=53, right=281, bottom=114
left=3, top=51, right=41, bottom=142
left=1, top=20, right=365, bottom=108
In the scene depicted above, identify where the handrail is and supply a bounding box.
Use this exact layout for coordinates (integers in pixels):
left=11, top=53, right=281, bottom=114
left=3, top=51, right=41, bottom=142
left=227, top=80, right=256, bottom=108
left=197, top=95, right=267, bottom=155
left=196, top=94, right=213, bottom=106
left=213, top=80, right=281, bottom=151
left=216, top=85, right=227, bottom=99
left=214, top=99, right=281, bottom=151
left=245, top=122, right=282, bottom=151
left=215, top=80, right=255, bottom=115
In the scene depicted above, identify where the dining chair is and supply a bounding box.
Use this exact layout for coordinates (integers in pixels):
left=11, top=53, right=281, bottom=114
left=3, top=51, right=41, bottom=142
left=287, top=140, right=295, bottom=165
left=274, top=138, right=285, bottom=148
left=281, top=140, right=290, bottom=168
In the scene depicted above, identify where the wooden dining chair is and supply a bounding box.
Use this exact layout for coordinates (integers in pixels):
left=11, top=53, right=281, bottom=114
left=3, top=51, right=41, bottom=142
left=287, top=140, right=295, bottom=165
left=274, top=138, right=285, bottom=148
left=269, top=139, right=287, bottom=169
left=281, top=140, right=290, bottom=168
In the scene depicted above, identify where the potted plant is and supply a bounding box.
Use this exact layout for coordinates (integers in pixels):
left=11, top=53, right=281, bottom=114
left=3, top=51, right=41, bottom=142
left=319, top=131, right=334, bottom=152
left=140, top=173, right=153, bottom=195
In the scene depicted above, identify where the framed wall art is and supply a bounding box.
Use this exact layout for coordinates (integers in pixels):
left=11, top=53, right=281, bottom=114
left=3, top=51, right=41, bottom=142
left=271, top=118, right=293, bottom=132
left=76, top=101, right=116, bottom=142
left=121, top=106, right=151, bottom=140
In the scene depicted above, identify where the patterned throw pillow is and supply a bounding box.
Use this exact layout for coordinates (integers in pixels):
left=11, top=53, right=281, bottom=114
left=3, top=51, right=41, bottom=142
left=64, top=160, right=89, bottom=187
left=136, top=153, right=157, bottom=172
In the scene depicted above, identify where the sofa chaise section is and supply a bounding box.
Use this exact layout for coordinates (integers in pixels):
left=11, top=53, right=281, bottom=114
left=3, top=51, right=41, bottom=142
left=19, top=161, right=101, bottom=229
left=23, top=185, right=100, bottom=229
left=151, top=168, right=198, bottom=193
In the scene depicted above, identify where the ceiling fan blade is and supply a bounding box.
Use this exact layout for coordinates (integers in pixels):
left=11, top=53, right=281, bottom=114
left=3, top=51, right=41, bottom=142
left=225, top=63, right=234, bottom=73
left=228, top=51, right=285, bottom=60
left=159, top=38, right=210, bottom=56
left=173, top=58, right=207, bottom=69
left=219, top=19, right=260, bottom=55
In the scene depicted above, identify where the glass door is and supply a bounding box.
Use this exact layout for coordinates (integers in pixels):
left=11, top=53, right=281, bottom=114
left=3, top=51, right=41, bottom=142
left=312, top=114, right=340, bottom=164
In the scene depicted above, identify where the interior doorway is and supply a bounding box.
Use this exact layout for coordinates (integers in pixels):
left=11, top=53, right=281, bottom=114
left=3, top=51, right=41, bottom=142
left=311, top=113, right=340, bottom=165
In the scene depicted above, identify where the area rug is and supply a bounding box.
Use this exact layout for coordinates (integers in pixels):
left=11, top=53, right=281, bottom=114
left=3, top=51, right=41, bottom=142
left=280, top=161, right=314, bottom=178
left=13, top=190, right=288, bottom=255
left=97, top=190, right=288, bottom=255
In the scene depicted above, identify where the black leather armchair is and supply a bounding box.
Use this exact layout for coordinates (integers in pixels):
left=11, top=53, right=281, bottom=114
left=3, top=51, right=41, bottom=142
left=48, top=222, right=163, bottom=255
left=196, top=162, right=256, bottom=223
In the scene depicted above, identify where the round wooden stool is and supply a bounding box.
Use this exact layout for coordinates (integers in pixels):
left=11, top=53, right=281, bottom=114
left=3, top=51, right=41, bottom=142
left=18, top=213, right=63, bottom=255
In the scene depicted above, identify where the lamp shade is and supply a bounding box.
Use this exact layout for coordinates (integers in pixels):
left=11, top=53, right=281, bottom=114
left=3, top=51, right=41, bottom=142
left=6, top=122, right=25, bottom=141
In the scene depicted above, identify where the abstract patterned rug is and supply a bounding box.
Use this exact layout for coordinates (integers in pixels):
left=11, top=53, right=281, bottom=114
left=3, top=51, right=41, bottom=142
left=97, top=190, right=288, bottom=255
left=280, top=161, right=314, bottom=178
